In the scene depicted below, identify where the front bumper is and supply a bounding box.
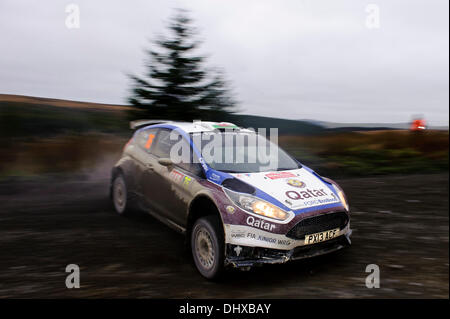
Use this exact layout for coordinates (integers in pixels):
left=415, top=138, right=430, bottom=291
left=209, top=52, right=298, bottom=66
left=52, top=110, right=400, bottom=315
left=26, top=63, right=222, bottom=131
left=225, top=229, right=352, bottom=268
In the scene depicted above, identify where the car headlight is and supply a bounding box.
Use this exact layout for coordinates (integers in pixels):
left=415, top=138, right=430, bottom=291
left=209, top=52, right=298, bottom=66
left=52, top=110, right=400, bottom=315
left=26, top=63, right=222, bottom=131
left=332, top=184, right=349, bottom=211
left=223, top=189, right=289, bottom=221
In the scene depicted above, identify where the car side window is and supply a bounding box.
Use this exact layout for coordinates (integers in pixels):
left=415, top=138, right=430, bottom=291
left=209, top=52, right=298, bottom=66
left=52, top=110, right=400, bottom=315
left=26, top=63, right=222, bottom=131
left=176, top=138, right=203, bottom=176
left=152, top=129, right=176, bottom=158
left=135, top=128, right=157, bottom=153
left=152, top=129, right=204, bottom=176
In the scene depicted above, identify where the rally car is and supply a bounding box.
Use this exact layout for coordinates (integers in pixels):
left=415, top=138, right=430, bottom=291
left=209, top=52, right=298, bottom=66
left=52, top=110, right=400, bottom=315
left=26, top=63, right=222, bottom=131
left=110, top=120, right=352, bottom=279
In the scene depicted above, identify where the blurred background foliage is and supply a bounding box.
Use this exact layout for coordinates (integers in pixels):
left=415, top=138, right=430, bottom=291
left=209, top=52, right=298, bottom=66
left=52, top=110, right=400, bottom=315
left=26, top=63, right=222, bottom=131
left=280, top=130, right=449, bottom=177
left=0, top=95, right=448, bottom=179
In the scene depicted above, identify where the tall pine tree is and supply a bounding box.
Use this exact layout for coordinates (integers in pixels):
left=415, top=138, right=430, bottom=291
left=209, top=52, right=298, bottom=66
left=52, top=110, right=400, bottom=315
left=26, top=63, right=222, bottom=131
left=128, top=10, right=237, bottom=121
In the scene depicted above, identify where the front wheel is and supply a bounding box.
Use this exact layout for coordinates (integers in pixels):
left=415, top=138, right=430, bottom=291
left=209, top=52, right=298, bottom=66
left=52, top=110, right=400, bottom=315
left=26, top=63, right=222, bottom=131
left=112, top=173, right=129, bottom=216
left=191, top=215, right=224, bottom=279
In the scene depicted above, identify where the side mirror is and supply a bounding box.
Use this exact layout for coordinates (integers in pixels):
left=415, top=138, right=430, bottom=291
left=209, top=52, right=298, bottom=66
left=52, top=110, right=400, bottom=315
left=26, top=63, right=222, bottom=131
left=158, top=158, right=174, bottom=167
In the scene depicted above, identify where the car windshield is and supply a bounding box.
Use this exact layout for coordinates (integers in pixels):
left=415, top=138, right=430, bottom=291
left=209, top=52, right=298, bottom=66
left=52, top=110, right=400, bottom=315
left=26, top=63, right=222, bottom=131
left=190, top=131, right=301, bottom=173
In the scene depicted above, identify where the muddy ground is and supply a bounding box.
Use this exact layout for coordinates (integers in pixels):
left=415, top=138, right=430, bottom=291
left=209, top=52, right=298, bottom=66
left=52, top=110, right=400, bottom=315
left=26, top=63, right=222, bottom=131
left=0, top=172, right=448, bottom=298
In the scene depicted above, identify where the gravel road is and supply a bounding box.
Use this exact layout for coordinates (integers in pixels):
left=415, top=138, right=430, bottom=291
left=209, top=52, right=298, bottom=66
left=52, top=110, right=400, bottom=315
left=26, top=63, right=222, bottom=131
left=0, top=172, right=448, bottom=298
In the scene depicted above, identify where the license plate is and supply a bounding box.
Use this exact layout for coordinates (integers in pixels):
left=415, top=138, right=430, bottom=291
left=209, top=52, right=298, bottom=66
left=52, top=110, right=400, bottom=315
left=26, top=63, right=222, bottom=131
left=304, top=228, right=340, bottom=245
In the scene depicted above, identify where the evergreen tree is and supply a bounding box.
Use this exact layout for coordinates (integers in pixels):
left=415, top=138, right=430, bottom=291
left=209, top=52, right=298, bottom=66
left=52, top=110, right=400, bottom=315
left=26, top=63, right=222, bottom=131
left=128, top=10, right=237, bottom=121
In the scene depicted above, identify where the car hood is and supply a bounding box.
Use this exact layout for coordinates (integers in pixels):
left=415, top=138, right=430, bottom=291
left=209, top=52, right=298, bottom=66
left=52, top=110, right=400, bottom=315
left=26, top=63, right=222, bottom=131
left=230, top=168, right=341, bottom=211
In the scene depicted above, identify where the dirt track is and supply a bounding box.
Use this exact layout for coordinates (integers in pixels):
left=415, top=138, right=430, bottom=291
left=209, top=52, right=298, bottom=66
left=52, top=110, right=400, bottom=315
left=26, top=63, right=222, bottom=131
left=0, top=172, right=448, bottom=298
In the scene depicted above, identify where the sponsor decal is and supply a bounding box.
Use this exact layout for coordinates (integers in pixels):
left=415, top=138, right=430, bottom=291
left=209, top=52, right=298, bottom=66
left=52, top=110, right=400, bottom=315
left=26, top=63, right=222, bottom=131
left=232, top=168, right=339, bottom=210
left=144, top=133, right=155, bottom=149
left=246, top=216, right=276, bottom=232
left=286, top=188, right=328, bottom=200
left=230, top=230, right=246, bottom=239
left=245, top=232, right=291, bottom=245
left=257, top=235, right=276, bottom=244
left=210, top=173, right=221, bottom=182
left=226, top=224, right=330, bottom=250
left=225, top=222, right=348, bottom=250
left=285, top=188, right=340, bottom=208
left=246, top=232, right=276, bottom=244
left=232, top=230, right=291, bottom=246
left=286, top=179, right=305, bottom=188
left=198, top=157, right=208, bottom=172
left=265, top=172, right=296, bottom=180
left=277, top=239, right=291, bottom=246
left=169, top=170, right=193, bottom=188
left=303, top=197, right=340, bottom=207
left=169, top=170, right=184, bottom=183
left=183, top=176, right=192, bottom=187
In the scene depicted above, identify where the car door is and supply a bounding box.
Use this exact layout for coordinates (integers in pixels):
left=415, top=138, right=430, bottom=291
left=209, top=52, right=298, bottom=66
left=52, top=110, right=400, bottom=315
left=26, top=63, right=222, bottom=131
left=144, top=128, right=204, bottom=227
left=129, top=127, right=163, bottom=213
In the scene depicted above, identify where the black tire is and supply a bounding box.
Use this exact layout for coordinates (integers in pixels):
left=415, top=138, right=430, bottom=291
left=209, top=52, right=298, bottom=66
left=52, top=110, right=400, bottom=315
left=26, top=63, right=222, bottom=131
left=111, top=173, right=130, bottom=216
left=191, top=215, right=225, bottom=279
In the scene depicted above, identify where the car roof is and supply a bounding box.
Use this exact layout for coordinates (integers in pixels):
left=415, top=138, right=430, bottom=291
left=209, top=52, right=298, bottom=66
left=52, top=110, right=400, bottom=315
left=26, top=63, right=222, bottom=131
left=134, top=120, right=254, bottom=134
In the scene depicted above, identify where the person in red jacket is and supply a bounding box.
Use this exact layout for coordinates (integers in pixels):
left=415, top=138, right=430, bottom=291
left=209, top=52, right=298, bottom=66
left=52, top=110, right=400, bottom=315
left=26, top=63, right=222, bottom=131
left=410, top=118, right=426, bottom=131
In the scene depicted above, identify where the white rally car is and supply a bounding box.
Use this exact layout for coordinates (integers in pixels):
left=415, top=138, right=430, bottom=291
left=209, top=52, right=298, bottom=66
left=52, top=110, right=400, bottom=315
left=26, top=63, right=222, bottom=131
left=111, top=120, right=352, bottom=278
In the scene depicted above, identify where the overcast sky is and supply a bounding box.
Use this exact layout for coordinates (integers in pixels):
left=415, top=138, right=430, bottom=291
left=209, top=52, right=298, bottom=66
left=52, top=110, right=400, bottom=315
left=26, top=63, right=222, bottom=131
left=0, top=0, right=448, bottom=125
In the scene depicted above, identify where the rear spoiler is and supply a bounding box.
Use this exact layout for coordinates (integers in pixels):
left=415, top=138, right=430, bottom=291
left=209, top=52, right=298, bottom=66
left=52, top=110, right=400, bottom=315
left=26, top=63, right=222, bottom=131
left=129, top=119, right=172, bottom=130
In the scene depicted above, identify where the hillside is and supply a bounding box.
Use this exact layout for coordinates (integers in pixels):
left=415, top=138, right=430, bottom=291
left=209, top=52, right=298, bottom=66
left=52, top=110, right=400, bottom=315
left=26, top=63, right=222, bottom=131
left=0, top=94, right=131, bottom=138
left=4, top=94, right=445, bottom=137
left=0, top=94, right=327, bottom=137
left=304, top=119, right=449, bottom=131
left=227, top=114, right=324, bottom=135
left=0, top=94, right=130, bottom=112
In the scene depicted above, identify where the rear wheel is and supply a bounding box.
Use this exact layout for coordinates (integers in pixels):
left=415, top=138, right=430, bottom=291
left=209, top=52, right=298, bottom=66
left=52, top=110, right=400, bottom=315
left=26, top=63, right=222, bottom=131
left=191, top=215, right=224, bottom=279
left=112, top=174, right=129, bottom=215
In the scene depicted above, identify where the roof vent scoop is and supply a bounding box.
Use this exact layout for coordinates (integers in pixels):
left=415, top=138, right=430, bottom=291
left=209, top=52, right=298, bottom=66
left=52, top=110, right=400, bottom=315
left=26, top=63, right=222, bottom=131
left=221, top=178, right=255, bottom=194
left=193, top=120, right=239, bottom=131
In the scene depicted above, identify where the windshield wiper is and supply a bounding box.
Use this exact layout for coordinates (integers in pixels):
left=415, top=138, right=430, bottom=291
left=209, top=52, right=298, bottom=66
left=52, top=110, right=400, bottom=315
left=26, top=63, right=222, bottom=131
left=276, top=166, right=301, bottom=171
